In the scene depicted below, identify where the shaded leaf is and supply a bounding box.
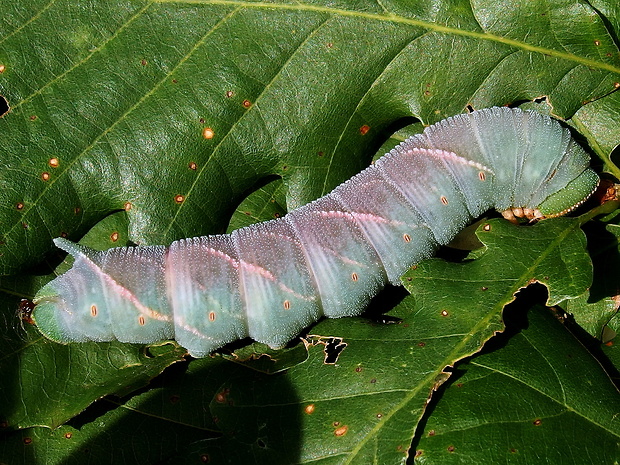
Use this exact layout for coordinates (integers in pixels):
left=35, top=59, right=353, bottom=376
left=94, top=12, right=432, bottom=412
left=0, top=213, right=187, bottom=430
left=414, top=306, right=620, bottom=464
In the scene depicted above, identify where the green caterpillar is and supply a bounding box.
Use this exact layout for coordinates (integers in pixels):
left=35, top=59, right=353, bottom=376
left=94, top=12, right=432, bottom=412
left=34, top=107, right=599, bottom=357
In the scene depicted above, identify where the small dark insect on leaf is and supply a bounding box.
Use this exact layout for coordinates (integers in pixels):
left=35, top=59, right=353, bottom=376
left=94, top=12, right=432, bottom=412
left=18, top=299, right=35, bottom=325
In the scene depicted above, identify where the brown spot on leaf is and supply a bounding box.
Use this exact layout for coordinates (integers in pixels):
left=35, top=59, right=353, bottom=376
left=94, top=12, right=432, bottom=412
left=209, top=311, right=216, bottom=322
left=447, top=445, right=455, bottom=453
left=215, top=389, right=229, bottom=403
left=49, top=157, right=59, bottom=168
left=110, top=232, right=119, bottom=242
left=334, top=425, right=348, bottom=437
left=242, top=99, right=252, bottom=108
left=90, top=305, right=98, bottom=317
left=483, top=223, right=491, bottom=231
left=359, top=124, right=370, bottom=135
left=304, top=404, right=315, bottom=414
left=202, top=127, right=215, bottom=139
left=23, top=437, right=32, bottom=445
left=188, top=161, right=197, bottom=170
left=138, top=315, right=146, bottom=326
left=124, top=202, right=132, bottom=211
left=533, top=418, right=542, bottom=426
left=174, top=194, right=185, bottom=204
left=15, top=202, right=24, bottom=210
left=0, top=65, right=5, bottom=73
left=64, top=432, right=72, bottom=439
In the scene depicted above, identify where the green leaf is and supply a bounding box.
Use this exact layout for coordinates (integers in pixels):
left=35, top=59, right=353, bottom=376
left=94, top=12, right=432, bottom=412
left=414, top=306, right=620, bottom=463
left=226, top=177, right=288, bottom=233
left=0, top=395, right=213, bottom=465
left=565, top=222, right=620, bottom=340
left=2, top=217, right=595, bottom=464
left=0, top=324, right=186, bottom=430
left=1, top=1, right=620, bottom=464
left=2, top=0, right=620, bottom=274
left=402, top=215, right=593, bottom=365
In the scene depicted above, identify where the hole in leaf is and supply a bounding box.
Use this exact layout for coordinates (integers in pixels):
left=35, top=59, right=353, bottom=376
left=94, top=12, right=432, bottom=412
left=0, top=96, right=8, bottom=117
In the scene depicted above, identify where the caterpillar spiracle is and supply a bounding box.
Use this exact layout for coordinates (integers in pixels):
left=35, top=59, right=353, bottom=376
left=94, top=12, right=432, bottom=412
left=33, top=107, right=599, bottom=357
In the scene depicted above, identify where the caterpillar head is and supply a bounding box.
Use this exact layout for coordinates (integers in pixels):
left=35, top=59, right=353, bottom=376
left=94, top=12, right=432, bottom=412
left=501, top=168, right=599, bottom=223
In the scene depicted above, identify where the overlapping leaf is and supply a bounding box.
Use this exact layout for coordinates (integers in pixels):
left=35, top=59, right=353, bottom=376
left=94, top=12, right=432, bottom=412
left=415, top=307, right=620, bottom=464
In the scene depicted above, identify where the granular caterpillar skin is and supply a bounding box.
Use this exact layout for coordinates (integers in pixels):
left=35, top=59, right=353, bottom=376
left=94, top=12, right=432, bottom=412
left=33, top=107, right=599, bottom=357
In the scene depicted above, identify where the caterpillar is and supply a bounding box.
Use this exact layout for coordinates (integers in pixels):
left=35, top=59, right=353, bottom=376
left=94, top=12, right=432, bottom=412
left=33, top=107, right=599, bottom=357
